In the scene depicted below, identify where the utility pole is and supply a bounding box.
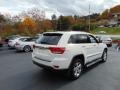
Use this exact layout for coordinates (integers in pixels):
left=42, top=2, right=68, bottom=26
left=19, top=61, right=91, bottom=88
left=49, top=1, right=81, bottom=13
left=88, top=3, right=91, bottom=32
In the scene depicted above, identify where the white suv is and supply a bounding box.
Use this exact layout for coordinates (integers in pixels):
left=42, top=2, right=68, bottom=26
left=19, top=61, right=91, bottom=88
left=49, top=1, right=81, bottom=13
left=32, top=31, right=107, bottom=80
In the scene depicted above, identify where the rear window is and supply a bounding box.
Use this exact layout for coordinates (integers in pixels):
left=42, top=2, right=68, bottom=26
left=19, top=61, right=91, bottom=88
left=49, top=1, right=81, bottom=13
left=8, top=35, right=20, bottom=40
left=20, top=38, right=35, bottom=42
left=36, top=33, right=62, bottom=45
left=9, top=37, right=18, bottom=40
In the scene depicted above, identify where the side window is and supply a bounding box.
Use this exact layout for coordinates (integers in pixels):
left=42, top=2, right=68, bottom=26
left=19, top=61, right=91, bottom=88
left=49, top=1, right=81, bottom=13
left=19, top=38, right=26, bottom=41
left=68, top=34, right=90, bottom=44
left=89, top=35, right=98, bottom=43
left=25, top=38, right=33, bottom=42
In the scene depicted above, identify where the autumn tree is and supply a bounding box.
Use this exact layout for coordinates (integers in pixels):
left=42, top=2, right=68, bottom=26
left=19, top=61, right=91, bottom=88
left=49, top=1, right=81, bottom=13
left=19, top=8, right=46, bottom=33
left=43, top=20, right=53, bottom=31
left=19, top=8, right=45, bottom=22
left=20, top=17, right=37, bottom=36
left=51, top=14, right=57, bottom=31
left=110, top=5, right=120, bottom=13
left=57, top=15, right=71, bottom=31
left=66, top=16, right=75, bottom=26
left=100, top=9, right=110, bottom=19
left=0, top=13, right=6, bottom=23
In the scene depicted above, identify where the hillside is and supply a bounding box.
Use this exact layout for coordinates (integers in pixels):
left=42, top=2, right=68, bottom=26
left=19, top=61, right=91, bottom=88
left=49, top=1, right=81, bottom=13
left=101, top=5, right=120, bottom=19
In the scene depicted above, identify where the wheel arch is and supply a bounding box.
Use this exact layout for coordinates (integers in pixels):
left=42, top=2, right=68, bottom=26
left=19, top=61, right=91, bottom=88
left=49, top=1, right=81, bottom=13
left=69, top=54, right=85, bottom=68
left=23, top=45, right=31, bottom=50
left=104, top=48, right=108, bottom=52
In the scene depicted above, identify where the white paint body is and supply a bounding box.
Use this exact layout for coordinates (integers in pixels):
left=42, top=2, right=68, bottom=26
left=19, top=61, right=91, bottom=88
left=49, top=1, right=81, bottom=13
left=32, top=31, right=107, bottom=70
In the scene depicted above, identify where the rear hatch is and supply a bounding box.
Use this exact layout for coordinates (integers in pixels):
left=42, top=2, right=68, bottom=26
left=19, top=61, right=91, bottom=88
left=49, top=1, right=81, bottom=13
left=33, top=33, right=64, bottom=62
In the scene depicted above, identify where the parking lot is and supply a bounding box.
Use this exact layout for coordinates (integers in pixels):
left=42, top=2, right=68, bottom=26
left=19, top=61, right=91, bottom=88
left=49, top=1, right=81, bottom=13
left=0, top=45, right=120, bottom=90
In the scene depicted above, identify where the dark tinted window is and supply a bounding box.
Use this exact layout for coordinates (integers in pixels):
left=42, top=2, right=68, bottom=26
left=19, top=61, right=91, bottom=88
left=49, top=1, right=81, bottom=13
left=19, top=38, right=27, bottom=41
left=20, top=38, right=35, bottom=42
left=25, top=38, right=36, bottom=42
left=68, top=34, right=90, bottom=44
left=8, top=35, right=20, bottom=40
left=89, top=35, right=98, bottom=43
left=36, top=33, right=62, bottom=45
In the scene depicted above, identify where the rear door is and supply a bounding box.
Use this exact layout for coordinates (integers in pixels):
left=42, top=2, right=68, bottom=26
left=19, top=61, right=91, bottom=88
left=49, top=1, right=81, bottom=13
left=68, top=34, right=94, bottom=63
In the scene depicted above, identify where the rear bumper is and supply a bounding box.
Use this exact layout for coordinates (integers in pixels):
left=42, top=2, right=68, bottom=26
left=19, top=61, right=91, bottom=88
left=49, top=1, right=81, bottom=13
left=32, top=54, right=70, bottom=70
left=33, top=60, right=53, bottom=70
left=15, top=45, right=24, bottom=51
left=8, top=43, right=15, bottom=48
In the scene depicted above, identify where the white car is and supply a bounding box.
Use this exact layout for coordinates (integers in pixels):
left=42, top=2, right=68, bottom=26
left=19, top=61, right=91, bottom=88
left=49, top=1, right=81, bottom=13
left=32, top=31, right=107, bottom=80
left=15, top=37, right=36, bottom=52
left=97, top=36, right=112, bottom=47
left=8, top=36, right=29, bottom=48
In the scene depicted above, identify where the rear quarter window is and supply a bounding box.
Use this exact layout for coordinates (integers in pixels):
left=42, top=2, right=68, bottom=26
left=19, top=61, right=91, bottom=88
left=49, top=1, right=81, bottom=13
left=36, top=33, right=62, bottom=45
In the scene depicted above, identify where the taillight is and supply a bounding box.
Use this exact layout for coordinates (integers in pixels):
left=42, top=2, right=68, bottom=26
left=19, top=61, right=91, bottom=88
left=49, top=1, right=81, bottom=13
left=49, top=47, right=65, bottom=54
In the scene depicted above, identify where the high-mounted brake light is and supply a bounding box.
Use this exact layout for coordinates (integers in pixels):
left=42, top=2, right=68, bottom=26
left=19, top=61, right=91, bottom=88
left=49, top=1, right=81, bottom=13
left=49, top=47, right=65, bottom=54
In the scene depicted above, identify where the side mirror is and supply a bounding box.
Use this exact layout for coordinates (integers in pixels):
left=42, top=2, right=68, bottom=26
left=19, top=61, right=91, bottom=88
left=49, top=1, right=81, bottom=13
left=96, top=36, right=102, bottom=43
left=98, top=39, right=102, bottom=43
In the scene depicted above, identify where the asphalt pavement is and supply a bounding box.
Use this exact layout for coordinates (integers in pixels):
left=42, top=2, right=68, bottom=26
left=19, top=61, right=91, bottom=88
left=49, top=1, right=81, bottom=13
left=0, top=46, right=120, bottom=90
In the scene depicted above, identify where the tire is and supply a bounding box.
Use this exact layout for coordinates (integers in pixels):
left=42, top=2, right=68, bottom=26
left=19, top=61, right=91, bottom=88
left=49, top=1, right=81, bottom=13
left=67, top=58, right=83, bottom=80
left=107, top=44, right=112, bottom=47
left=23, top=46, right=31, bottom=52
left=101, top=50, right=107, bottom=62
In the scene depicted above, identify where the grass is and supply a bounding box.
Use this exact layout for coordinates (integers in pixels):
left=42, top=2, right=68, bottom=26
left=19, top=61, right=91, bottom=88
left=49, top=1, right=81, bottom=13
left=91, top=27, right=120, bottom=35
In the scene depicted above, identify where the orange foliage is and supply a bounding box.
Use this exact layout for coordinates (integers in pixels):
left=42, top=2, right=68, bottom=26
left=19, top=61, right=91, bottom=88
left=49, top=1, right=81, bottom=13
left=110, top=5, right=120, bottom=13
left=67, top=16, right=75, bottom=25
left=42, top=20, right=53, bottom=31
left=20, top=17, right=38, bottom=36
left=22, top=17, right=37, bottom=29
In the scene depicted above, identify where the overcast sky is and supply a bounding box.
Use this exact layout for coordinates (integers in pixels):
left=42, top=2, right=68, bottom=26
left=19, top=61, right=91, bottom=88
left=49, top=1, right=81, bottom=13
left=0, top=0, right=120, bottom=18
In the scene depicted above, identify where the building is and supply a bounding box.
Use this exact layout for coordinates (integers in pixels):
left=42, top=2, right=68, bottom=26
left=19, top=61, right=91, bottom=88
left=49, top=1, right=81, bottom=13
left=109, top=13, right=120, bottom=26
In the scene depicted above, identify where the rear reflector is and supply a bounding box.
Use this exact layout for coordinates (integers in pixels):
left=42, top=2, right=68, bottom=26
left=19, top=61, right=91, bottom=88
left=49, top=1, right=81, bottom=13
left=53, top=65, right=59, bottom=68
left=49, top=47, right=65, bottom=54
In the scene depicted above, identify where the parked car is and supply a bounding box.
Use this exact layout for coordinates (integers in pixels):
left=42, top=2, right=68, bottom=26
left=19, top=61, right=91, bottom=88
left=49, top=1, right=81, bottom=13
left=5, top=35, right=20, bottom=44
left=0, top=37, right=3, bottom=47
left=15, top=37, right=37, bottom=52
left=34, top=34, right=41, bottom=40
left=97, top=35, right=112, bottom=47
left=8, top=36, right=29, bottom=48
left=32, top=31, right=107, bottom=80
